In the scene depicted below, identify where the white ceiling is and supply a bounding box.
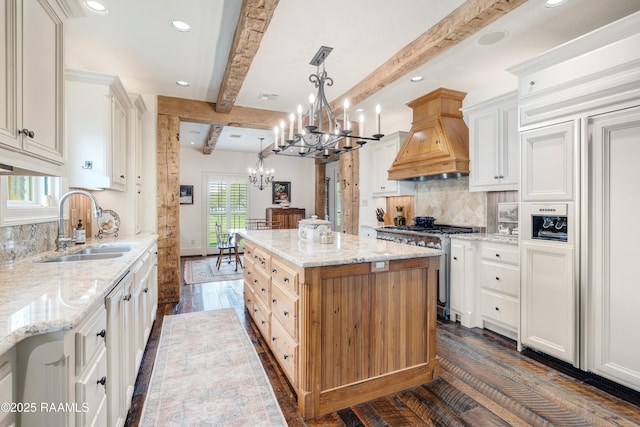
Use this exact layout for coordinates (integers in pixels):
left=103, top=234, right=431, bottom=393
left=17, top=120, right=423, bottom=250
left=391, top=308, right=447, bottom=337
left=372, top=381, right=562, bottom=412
left=65, top=0, right=640, bottom=155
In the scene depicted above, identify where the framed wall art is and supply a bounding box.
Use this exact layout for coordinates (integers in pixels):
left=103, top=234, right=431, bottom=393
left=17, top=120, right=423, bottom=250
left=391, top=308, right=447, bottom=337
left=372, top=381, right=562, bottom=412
left=180, top=185, right=194, bottom=205
left=272, top=181, right=291, bottom=204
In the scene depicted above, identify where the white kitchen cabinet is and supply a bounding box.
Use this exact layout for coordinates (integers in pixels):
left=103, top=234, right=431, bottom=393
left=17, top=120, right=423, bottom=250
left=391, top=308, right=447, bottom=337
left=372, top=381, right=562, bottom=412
left=464, top=92, right=519, bottom=192
left=66, top=70, right=131, bottom=191
left=371, top=131, right=415, bottom=197
left=129, top=94, right=147, bottom=234
left=0, top=348, right=16, bottom=427
left=520, top=121, right=576, bottom=202
left=0, top=0, right=65, bottom=176
left=449, top=238, right=478, bottom=328
left=478, top=241, right=519, bottom=340
left=359, top=226, right=377, bottom=239
left=520, top=241, right=576, bottom=365
left=585, top=106, right=640, bottom=392
left=106, top=271, right=133, bottom=427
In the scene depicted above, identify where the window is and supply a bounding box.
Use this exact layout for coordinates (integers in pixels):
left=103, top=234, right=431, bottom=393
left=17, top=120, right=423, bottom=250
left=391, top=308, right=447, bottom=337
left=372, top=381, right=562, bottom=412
left=207, top=178, right=247, bottom=247
left=1, top=176, right=61, bottom=226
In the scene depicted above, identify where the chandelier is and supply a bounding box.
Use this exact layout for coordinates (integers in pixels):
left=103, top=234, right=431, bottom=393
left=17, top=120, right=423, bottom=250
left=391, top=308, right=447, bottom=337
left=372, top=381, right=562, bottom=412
left=272, top=46, right=384, bottom=159
left=248, top=138, right=274, bottom=190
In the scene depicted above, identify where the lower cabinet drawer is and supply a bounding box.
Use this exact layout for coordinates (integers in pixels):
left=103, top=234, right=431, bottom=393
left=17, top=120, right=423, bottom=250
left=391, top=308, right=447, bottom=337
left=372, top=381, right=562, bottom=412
left=75, top=305, right=107, bottom=375
left=75, top=346, right=107, bottom=427
left=253, top=268, right=271, bottom=307
left=479, top=261, right=520, bottom=296
left=480, top=290, right=518, bottom=330
left=243, top=282, right=254, bottom=315
left=270, top=318, right=297, bottom=389
left=271, top=257, right=299, bottom=295
left=253, top=299, right=271, bottom=340
left=270, top=283, right=298, bottom=340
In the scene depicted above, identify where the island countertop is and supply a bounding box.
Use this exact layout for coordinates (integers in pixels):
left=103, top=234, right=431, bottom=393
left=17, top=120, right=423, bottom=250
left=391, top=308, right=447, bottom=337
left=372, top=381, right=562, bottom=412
left=239, top=229, right=442, bottom=268
left=0, top=233, right=158, bottom=356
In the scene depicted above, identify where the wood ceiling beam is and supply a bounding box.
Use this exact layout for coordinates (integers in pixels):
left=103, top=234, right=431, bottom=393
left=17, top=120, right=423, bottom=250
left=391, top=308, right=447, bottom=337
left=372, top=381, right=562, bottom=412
left=158, top=96, right=287, bottom=129
left=202, top=122, right=224, bottom=154
left=215, top=0, right=280, bottom=114
left=328, top=0, right=527, bottom=114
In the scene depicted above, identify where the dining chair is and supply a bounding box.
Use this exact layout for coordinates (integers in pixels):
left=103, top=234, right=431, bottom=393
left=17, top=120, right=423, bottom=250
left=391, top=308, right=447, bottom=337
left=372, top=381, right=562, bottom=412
left=214, top=223, right=242, bottom=271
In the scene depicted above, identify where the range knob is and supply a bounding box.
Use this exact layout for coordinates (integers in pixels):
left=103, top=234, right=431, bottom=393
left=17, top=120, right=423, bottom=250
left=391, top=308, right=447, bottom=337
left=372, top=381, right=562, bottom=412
left=409, top=241, right=417, bottom=246
left=417, top=241, right=426, bottom=247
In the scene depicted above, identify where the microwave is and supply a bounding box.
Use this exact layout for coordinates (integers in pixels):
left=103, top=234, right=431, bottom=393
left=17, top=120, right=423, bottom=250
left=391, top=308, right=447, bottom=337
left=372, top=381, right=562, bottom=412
left=529, top=204, right=568, bottom=243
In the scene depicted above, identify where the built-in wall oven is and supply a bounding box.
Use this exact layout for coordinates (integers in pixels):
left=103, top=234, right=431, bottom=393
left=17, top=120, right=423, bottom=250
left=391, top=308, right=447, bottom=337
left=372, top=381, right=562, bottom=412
left=376, top=225, right=480, bottom=319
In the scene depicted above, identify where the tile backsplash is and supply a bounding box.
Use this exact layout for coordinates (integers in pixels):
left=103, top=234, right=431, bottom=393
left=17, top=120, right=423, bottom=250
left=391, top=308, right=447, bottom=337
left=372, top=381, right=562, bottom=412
left=415, top=177, right=487, bottom=227
left=0, top=222, right=58, bottom=265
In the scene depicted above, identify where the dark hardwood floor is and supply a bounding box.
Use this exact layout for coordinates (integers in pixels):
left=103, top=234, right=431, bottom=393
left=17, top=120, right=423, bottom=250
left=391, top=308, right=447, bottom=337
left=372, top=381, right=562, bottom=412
left=125, top=257, right=640, bottom=426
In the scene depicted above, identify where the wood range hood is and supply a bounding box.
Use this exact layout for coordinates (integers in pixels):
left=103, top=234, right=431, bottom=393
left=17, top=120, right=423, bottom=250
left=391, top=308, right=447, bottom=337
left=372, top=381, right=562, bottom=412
left=388, top=88, right=469, bottom=181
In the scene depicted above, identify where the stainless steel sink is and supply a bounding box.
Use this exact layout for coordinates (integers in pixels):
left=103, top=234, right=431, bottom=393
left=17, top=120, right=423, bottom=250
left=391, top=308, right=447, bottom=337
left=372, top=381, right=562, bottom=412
left=39, top=252, right=124, bottom=263
left=73, top=246, right=132, bottom=255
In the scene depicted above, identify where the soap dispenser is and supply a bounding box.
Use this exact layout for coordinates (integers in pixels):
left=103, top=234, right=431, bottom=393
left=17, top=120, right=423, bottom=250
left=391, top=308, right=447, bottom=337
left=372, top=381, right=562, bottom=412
left=75, top=220, right=86, bottom=244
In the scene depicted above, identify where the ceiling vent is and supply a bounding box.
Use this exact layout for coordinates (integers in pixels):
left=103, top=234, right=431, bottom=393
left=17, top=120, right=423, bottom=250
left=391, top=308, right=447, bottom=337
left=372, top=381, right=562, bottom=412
left=258, top=92, right=279, bottom=101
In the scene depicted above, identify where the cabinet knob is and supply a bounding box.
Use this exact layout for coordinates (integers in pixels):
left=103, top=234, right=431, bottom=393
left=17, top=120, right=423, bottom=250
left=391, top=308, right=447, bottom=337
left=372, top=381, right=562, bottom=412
left=261, top=320, right=265, bottom=325
left=253, top=278, right=258, bottom=283
left=19, top=128, right=35, bottom=138
left=272, top=298, right=277, bottom=303
left=97, top=329, right=106, bottom=338
left=283, top=354, right=289, bottom=360
left=495, top=306, right=500, bottom=311
left=453, top=256, right=458, bottom=261
left=120, top=174, right=125, bottom=179
left=97, top=376, right=107, bottom=386
left=284, top=277, right=289, bottom=283
left=254, top=308, right=258, bottom=313
left=272, top=337, right=276, bottom=342
left=495, top=253, right=501, bottom=258
left=272, top=268, right=277, bottom=274
left=261, top=288, right=266, bottom=293
left=494, top=175, right=499, bottom=179
left=499, top=175, right=504, bottom=179
left=123, top=294, right=132, bottom=301
left=495, top=277, right=500, bottom=281
left=144, top=287, right=149, bottom=293
left=283, top=311, right=289, bottom=317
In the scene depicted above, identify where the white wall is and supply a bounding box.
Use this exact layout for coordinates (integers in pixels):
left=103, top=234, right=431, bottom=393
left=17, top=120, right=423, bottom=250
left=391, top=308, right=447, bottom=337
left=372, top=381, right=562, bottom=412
left=179, top=147, right=316, bottom=256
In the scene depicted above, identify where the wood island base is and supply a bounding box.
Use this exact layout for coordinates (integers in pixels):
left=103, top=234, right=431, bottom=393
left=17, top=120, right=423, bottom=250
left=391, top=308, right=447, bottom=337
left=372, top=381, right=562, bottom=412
left=243, top=237, right=440, bottom=420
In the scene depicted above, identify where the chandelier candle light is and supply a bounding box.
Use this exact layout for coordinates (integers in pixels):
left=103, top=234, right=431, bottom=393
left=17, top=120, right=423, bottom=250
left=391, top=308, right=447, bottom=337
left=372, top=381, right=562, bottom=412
left=248, top=137, right=275, bottom=190
left=272, top=46, right=384, bottom=158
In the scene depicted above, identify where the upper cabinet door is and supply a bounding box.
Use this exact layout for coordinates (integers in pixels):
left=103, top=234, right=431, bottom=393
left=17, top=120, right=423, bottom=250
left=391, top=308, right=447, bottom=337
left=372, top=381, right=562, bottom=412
left=21, top=0, right=64, bottom=164
left=521, top=121, right=576, bottom=202
left=0, top=0, right=65, bottom=175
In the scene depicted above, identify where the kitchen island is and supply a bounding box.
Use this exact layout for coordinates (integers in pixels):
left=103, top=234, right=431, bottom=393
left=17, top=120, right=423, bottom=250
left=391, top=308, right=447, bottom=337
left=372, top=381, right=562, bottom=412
left=240, top=229, right=442, bottom=420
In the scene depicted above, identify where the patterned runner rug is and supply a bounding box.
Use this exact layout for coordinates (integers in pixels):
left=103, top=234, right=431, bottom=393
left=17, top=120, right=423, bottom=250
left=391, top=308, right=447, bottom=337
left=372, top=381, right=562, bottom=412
left=139, top=309, right=286, bottom=426
left=183, top=256, right=244, bottom=284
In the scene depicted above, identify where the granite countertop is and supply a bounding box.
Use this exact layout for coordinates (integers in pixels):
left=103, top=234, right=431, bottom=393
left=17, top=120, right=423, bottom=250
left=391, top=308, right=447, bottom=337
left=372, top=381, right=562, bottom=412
left=450, top=233, right=519, bottom=245
left=0, top=233, right=158, bottom=356
left=239, top=229, right=443, bottom=268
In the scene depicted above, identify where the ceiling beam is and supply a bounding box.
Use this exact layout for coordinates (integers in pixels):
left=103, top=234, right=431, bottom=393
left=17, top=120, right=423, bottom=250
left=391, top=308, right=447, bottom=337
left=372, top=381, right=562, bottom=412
left=329, top=0, right=528, bottom=114
left=202, top=122, right=224, bottom=154
left=215, top=0, right=280, bottom=114
left=158, top=96, right=287, bottom=129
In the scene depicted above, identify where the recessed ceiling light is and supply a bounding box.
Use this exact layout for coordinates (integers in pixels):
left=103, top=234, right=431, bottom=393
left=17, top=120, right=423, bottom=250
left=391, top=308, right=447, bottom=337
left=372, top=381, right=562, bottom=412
left=176, top=81, right=190, bottom=87
left=410, top=76, right=424, bottom=83
left=355, top=108, right=364, bottom=113
left=171, top=20, right=191, bottom=32
left=477, top=30, right=508, bottom=46
left=83, top=1, right=108, bottom=15
left=190, top=141, right=195, bottom=145
left=545, top=0, right=569, bottom=7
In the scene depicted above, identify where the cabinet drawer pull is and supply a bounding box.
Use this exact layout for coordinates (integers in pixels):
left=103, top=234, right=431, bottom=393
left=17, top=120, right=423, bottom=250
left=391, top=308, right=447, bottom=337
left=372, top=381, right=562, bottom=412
left=261, top=288, right=266, bottom=293
left=143, top=287, right=149, bottom=293
left=253, top=279, right=258, bottom=283
left=19, top=128, right=35, bottom=138
left=495, top=253, right=501, bottom=258
left=283, top=277, right=289, bottom=283
left=97, top=376, right=107, bottom=386
left=495, top=306, right=500, bottom=311
left=272, top=298, right=277, bottom=303
left=272, top=268, right=277, bottom=274
left=272, top=337, right=276, bottom=342
left=453, top=256, right=458, bottom=261
left=283, top=311, right=289, bottom=317
left=254, top=308, right=258, bottom=313
left=123, top=294, right=132, bottom=301
left=495, top=277, right=500, bottom=281
left=283, top=354, right=289, bottom=360
left=494, top=175, right=499, bottom=179
left=261, top=320, right=266, bottom=325
left=97, top=329, right=106, bottom=338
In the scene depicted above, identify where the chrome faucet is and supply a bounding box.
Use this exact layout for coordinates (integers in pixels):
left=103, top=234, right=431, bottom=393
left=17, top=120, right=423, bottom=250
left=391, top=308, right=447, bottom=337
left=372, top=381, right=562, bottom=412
left=56, top=190, right=103, bottom=251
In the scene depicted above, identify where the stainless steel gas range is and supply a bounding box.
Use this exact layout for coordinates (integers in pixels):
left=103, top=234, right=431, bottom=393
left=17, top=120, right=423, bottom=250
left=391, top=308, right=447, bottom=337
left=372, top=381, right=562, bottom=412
left=376, top=224, right=480, bottom=319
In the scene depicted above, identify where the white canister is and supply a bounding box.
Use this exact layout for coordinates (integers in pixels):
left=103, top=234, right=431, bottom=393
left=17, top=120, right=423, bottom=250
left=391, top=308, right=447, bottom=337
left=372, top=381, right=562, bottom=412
left=298, top=215, right=332, bottom=242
